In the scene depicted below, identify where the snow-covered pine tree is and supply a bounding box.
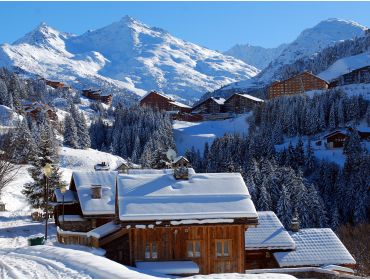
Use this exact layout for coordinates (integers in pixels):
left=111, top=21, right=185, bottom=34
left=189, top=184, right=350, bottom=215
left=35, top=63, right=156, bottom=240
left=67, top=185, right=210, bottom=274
left=23, top=120, right=65, bottom=211
left=63, top=114, right=78, bottom=148
left=9, top=119, right=37, bottom=164
left=76, top=111, right=91, bottom=149
left=276, top=184, right=292, bottom=228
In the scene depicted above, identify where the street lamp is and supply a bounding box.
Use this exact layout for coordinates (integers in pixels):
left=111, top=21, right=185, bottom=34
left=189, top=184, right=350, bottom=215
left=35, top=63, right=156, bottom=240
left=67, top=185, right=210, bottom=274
left=43, top=163, right=53, bottom=241
left=60, top=185, right=66, bottom=228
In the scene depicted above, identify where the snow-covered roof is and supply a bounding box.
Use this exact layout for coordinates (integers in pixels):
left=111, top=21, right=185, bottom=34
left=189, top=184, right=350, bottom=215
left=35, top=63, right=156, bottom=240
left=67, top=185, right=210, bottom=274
left=234, top=93, right=264, bottom=102
left=136, top=261, right=199, bottom=275
left=71, top=171, right=118, bottom=216
left=117, top=172, right=258, bottom=222
left=87, top=221, right=121, bottom=239
left=58, top=215, right=86, bottom=222
left=245, top=211, right=296, bottom=250
left=170, top=101, right=191, bottom=108
left=128, top=168, right=196, bottom=175
left=54, top=188, right=78, bottom=204
left=211, top=97, right=226, bottom=105
left=140, top=91, right=174, bottom=102
left=274, top=228, right=356, bottom=267
left=173, top=156, right=189, bottom=164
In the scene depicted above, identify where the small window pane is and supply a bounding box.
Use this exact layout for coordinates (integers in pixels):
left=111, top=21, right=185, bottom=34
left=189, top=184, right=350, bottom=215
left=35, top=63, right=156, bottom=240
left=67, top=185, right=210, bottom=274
left=152, top=242, right=157, bottom=259
left=187, top=242, right=194, bottom=257
left=195, top=241, right=201, bottom=257
left=145, top=244, right=150, bottom=259
left=216, top=241, right=222, bottom=257
left=224, top=241, right=229, bottom=256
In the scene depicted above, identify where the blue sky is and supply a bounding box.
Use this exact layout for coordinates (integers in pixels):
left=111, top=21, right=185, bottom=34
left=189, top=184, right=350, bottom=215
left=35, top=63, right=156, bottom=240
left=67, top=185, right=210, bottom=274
left=1, top=1, right=370, bottom=51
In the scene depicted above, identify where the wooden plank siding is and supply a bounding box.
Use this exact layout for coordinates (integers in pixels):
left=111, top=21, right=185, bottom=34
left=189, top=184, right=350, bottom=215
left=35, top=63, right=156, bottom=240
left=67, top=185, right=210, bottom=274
left=140, top=91, right=191, bottom=113
left=223, top=94, right=262, bottom=114
left=268, top=72, right=329, bottom=99
left=191, top=98, right=223, bottom=114
left=128, top=224, right=247, bottom=274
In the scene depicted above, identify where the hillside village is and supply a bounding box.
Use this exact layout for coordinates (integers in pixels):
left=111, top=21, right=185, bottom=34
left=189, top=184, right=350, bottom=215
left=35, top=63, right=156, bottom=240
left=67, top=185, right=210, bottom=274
left=0, top=12, right=369, bottom=280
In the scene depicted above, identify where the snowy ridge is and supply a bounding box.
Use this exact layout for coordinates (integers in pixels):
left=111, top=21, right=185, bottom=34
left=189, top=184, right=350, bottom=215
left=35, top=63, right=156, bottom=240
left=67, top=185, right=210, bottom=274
left=221, top=18, right=367, bottom=92
left=0, top=16, right=260, bottom=103
left=224, top=43, right=287, bottom=70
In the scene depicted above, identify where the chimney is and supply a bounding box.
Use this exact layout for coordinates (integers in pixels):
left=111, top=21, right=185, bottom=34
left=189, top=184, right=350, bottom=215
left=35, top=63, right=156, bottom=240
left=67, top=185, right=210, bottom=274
left=291, top=211, right=300, bottom=232
left=174, top=166, right=189, bottom=180
left=91, top=185, right=102, bottom=199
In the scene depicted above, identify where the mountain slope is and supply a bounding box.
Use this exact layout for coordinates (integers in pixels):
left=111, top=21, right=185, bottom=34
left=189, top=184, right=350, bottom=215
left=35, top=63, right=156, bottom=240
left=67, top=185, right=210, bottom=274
left=221, top=18, right=368, bottom=92
left=0, top=16, right=259, bottom=103
left=224, top=43, right=287, bottom=70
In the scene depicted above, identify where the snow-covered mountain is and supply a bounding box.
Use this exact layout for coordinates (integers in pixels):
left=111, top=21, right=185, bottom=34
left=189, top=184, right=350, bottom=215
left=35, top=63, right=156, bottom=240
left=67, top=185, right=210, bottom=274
left=221, top=18, right=368, bottom=92
left=224, top=43, right=287, bottom=70
left=0, top=16, right=259, bottom=103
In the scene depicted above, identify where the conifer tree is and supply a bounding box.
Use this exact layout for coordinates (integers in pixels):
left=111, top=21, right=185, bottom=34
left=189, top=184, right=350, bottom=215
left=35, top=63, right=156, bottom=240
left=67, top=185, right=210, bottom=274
left=63, top=114, right=78, bottom=148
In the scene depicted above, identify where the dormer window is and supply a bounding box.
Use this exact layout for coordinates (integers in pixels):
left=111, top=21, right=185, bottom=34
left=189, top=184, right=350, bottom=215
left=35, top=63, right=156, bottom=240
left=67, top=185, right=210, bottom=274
left=91, top=185, right=102, bottom=199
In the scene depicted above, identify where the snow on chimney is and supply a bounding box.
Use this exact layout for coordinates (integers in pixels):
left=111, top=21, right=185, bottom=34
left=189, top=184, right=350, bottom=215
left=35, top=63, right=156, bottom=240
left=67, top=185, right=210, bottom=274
left=291, top=211, right=300, bottom=232
left=91, top=185, right=102, bottom=199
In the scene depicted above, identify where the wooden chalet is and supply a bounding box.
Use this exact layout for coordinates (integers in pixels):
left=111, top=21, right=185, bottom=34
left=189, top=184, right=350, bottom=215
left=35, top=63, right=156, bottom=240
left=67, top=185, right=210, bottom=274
left=113, top=170, right=258, bottom=275
left=139, top=91, right=191, bottom=113
left=324, top=130, right=347, bottom=148
left=21, top=101, right=58, bottom=121
left=40, top=78, right=67, bottom=89
left=172, top=156, right=191, bottom=169
left=82, top=89, right=113, bottom=105
left=244, top=211, right=356, bottom=277
left=223, top=93, right=264, bottom=114
left=54, top=171, right=118, bottom=232
left=191, top=97, right=226, bottom=114
left=268, top=72, right=329, bottom=99
left=329, top=65, right=370, bottom=87
left=244, top=212, right=296, bottom=270
left=325, top=128, right=370, bottom=149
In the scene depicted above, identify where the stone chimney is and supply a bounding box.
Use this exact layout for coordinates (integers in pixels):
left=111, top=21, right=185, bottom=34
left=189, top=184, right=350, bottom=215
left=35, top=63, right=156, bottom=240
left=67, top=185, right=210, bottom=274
left=174, top=166, right=189, bottom=180
left=91, top=185, right=102, bottom=199
left=291, top=211, right=300, bottom=232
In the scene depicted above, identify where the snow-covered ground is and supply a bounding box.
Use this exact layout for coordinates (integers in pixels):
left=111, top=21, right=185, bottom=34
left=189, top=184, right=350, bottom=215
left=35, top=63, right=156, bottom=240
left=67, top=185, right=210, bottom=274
left=0, top=245, right=160, bottom=279
left=173, top=114, right=250, bottom=154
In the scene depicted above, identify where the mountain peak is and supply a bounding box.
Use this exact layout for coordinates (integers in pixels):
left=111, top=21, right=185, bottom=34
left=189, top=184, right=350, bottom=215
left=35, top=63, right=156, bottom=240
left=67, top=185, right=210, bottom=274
left=12, top=22, right=71, bottom=51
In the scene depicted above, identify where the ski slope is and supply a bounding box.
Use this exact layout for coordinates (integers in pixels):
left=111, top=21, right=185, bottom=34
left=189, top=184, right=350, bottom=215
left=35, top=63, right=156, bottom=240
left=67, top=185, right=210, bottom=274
left=173, top=114, right=250, bottom=154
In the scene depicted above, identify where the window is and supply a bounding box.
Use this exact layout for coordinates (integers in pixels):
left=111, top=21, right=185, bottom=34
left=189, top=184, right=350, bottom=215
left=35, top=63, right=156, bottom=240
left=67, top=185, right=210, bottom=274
left=187, top=240, right=201, bottom=258
left=215, top=240, right=232, bottom=257
left=145, top=242, right=158, bottom=259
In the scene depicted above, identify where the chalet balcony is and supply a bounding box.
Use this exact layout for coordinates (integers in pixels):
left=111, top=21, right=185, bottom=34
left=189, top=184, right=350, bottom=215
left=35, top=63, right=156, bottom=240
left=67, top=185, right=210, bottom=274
left=57, top=227, right=91, bottom=246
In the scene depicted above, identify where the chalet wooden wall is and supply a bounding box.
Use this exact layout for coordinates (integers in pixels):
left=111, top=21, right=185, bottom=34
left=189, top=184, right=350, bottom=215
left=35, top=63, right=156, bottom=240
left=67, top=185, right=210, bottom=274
left=128, top=224, right=246, bottom=274
left=224, top=95, right=260, bottom=114
left=192, top=99, right=223, bottom=114
left=140, top=92, right=171, bottom=111
left=268, top=72, right=328, bottom=99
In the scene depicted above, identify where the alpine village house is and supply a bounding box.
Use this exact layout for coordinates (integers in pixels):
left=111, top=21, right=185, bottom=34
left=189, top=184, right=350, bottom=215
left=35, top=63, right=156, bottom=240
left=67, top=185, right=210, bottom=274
left=268, top=71, right=329, bottom=99
left=53, top=164, right=356, bottom=277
